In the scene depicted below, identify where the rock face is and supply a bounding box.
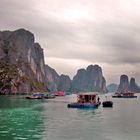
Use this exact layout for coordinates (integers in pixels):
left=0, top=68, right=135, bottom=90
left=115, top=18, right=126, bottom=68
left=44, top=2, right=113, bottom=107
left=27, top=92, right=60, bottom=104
left=57, top=74, right=71, bottom=92
left=0, top=29, right=47, bottom=94
left=70, top=65, right=108, bottom=93
left=117, top=75, right=129, bottom=92
left=107, top=83, right=118, bottom=92
left=117, top=75, right=140, bottom=93
left=45, top=65, right=59, bottom=92
left=129, top=77, right=140, bottom=93
left=45, top=65, right=71, bottom=92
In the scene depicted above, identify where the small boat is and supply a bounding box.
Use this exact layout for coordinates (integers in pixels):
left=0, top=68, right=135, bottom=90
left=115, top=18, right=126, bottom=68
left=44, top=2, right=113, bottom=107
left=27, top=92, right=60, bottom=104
left=65, top=92, right=72, bottom=95
left=67, top=93, right=101, bottom=109
left=25, top=96, right=43, bottom=99
left=26, top=93, right=44, bottom=99
left=102, top=101, right=113, bottom=107
left=55, top=91, right=65, bottom=96
left=102, top=96, right=113, bottom=107
left=112, top=93, right=122, bottom=98
left=44, top=93, right=55, bottom=99
left=112, top=92, right=137, bottom=98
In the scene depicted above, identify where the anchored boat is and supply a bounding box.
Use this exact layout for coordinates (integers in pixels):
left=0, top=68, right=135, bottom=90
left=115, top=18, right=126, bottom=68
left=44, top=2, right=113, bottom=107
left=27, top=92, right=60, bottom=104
left=67, top=93, right=101, bottom=109
left=102, top=96, right=113, bottom=107
left=55, top=91, right=65, bottom=96
left=102, top=101, right=113, bottom=107
left=26, top=93, right=44, bottom=99
left=26, top=92, right=55, bottom=99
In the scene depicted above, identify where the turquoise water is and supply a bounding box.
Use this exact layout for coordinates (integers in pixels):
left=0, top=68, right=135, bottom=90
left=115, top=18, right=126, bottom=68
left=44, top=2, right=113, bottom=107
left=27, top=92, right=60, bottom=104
left=0, top=94, right=140, bottom=140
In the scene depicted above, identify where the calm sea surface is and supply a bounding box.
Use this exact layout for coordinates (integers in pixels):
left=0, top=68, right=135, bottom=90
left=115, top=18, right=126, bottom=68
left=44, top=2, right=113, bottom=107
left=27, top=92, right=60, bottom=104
left=0, top=93, right=140, bottom=140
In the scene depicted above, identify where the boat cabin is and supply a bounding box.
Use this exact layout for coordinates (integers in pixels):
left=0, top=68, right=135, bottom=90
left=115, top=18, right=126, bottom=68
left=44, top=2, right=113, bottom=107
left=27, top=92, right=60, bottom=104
left=77, top=93, right=99, bottom=104
left=122, top=92, right=135, bottom=96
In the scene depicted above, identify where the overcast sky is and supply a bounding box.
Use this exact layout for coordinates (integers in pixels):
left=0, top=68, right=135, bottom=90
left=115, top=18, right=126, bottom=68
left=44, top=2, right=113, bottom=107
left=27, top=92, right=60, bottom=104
left=1, top=0, right=140, bottom=84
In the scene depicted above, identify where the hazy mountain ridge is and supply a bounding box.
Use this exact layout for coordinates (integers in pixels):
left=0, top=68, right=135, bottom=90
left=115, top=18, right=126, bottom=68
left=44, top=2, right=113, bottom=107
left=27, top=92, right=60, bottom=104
left=45, top=65, right=71, bottom=92
left=107, top=83, right=118, bottom=92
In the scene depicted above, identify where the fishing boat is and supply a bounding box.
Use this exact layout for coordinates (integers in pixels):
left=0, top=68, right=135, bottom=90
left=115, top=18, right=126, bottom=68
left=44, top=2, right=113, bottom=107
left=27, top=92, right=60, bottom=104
left=112, top=92, right=137, bottom=98
left=67, top=93, right=101, bottom=109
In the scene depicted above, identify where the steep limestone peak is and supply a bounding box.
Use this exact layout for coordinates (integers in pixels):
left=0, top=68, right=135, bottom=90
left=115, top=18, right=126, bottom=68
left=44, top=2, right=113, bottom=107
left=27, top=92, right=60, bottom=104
left=86, top=64, right=102, bottom=75
left=10, top=28, right=35, bottom=43
left=130, top=77, right=135, bottom=83
left=60, top=74, right=71, bottom=79
left=87, top=64, right=101, bottom=70
left=77, top=68, right=86, bottom=73
left=117, top=74, right=129, bottom=92
left=71, top=64, right=107, bottom=93
left=129, top=77, right=140, bottom=92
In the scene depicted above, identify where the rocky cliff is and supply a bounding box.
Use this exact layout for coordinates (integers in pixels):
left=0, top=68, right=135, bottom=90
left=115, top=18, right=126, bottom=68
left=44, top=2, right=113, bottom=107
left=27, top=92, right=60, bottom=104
left=0, top=29, right=47, bottom=94
left=70, top=65, right=108, bottom=93
left=57, top=74, right=71, bottom=92
left=117, top=75, right=140, bottom=93
left=45, top=65, right=71, bottom=92
left=45, top=65, right=59, bottom=92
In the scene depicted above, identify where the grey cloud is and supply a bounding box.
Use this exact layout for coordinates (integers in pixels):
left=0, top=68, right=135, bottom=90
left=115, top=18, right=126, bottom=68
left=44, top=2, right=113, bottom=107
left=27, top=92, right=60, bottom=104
left=45, top=19, right=140, bottom=65
left=1, top=0, right=140, bottom=83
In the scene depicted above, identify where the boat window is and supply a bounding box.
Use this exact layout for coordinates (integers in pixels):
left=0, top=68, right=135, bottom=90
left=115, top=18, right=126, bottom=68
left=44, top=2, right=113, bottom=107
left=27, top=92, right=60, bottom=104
left=85, top=95, right=90, bottom=102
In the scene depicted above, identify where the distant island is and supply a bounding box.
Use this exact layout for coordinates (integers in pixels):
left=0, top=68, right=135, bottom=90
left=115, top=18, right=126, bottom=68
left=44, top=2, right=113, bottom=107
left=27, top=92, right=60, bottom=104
left=70, top=65, right=107, bottom=93
left=107, top=83, right=118, bottom=92
left=0, top=29, right=140, bottom=94
left=117, top=75, right=140, bottom=93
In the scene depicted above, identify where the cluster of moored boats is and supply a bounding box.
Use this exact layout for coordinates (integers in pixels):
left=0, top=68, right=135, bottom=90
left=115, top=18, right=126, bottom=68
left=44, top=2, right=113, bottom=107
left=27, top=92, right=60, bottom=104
left=67, top=91, right=137, bottom=109
left=26, top=91, right=137, bottom=109
left=26, top=93, right=55, bottom=99
left=26, top=92, right=113, bottom=108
